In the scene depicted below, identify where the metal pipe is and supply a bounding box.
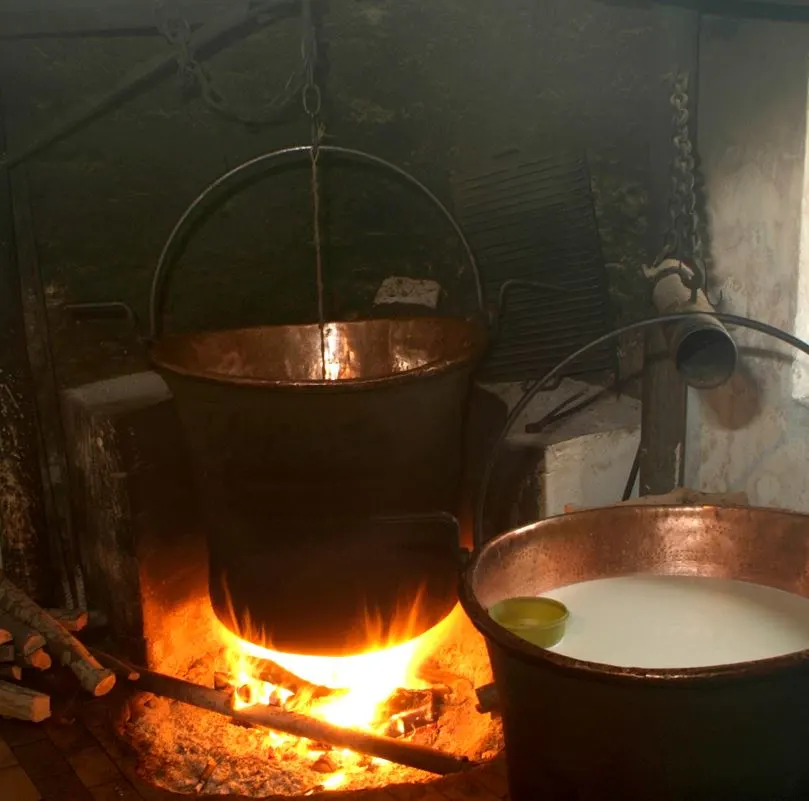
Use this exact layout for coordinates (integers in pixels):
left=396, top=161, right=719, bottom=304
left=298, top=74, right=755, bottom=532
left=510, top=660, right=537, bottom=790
left=646, top=258, right=737, bottom=390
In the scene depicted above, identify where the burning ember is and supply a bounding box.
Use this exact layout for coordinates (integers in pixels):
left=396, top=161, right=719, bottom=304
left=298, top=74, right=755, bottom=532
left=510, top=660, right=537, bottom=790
left=216, top=608, right=457, bottom=791
left=123, top=597, right=502, bottom=797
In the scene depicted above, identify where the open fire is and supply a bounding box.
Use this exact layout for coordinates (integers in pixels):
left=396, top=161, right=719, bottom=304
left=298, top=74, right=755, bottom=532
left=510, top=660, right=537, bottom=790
left=123, top=593, right=502, bottom=797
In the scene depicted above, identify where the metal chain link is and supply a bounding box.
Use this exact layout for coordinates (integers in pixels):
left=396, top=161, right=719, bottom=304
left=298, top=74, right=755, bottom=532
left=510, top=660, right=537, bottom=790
left=655, top=70, right=719, bottom=307
left=154, top=0, right=304, bottom=128
left=301, top=0, right=328, bottom=378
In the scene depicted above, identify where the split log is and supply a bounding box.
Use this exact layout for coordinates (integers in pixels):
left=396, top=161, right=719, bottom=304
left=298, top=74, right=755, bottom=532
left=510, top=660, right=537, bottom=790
left=0, top=680, right=50, bottom=722
left=0, top=613, right=46, bottom=655
left=45, top=608, right=89, bottom=633
left=0, top=666, right=22, bottom=681
left=94, top=650, right=472, bottom=776
left=0, top=629, right=10, bottom=646
left=0, top=572, right=115, bottom=696
left=0, top=644, right=14, bottom=663
left=250, top=657, right=339, bottom=701
left=22, top=648, right=52, bottom=671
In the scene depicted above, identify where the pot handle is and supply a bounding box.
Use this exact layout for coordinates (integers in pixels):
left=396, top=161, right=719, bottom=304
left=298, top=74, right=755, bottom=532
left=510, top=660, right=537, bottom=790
left=147, top=145, right=487, bottom=342
left=63, top=301, right=143, bottom=338
left=370, top=511, right=468, bottom=564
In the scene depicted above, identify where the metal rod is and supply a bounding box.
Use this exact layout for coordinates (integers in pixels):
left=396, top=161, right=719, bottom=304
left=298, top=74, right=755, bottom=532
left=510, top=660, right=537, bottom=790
left=474, top=311, right=809, bottom=551
left=93, top=650, right=473, bottom=776
left=0, top=0, right=296, bottom=172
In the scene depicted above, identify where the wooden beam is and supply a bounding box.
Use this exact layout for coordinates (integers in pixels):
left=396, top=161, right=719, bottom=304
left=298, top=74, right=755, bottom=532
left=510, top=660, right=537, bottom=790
left=8, top=143, right=81, bottom=608
left=0, top=1, right=247, bottom=38
left=0, top=90, right=52, bottom=602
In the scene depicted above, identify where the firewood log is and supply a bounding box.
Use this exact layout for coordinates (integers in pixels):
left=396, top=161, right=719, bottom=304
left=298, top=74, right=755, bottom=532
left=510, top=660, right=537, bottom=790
left=0, top=644, right=13, bottom=663
left=94, top=650, right=472, bottom=776
left=0, top=680, right=50, bottom=722
left=0, top=613, right=46, bottom=656
left=45, top=608, right=89, bottom=633
left=0, top=666, right=22, bottom=681
left=0, top=629, right=10, bottom=646
left=22, top=648, right=52, bottom=671
left=0, top=572, right=115, bottom=696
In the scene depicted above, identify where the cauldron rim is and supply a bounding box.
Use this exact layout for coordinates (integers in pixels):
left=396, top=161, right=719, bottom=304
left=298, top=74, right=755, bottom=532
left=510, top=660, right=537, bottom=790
left=460, top=504, right=809, bottom=684
left=149, top=316, right=487, bottom=391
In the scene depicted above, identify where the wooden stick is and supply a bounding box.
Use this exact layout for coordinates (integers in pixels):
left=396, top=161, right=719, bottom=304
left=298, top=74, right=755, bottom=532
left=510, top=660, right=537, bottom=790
left=0, top=666, right=22, bottom=681
left=93, top=650, right=472, bottom=776
left=22, top=648, right=52, bottom=671
left=45, top=608, right=88, bottom=633
left=0, top=680, right=50, bottom=722
left=0, top=613, right=46, bottom=656
left=250, top=657, right=338, bottom=700
left=0, top=573, right=115, bottom=696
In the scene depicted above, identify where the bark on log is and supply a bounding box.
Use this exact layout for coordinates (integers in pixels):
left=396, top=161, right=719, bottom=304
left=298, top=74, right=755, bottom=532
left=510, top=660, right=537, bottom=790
left=0, top=612, right=46, bottom=655
left=0, top=572, right=115, bottom=695
left=45, top=608, right=88, bottom=633
left=0, top=679, right=50, bottom=722
left=94, top=650, right=472, bottom=776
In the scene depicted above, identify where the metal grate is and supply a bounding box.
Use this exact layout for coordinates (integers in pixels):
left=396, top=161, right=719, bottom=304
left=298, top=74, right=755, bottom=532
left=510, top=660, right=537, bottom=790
left=452, top=151, right=615, bottom=383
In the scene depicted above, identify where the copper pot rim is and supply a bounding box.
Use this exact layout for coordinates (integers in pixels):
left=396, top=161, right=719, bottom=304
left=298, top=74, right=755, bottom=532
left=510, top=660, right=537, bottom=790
left=460, top=504, right=809, bottom=684
left=149, top=317, right=488, bottom=391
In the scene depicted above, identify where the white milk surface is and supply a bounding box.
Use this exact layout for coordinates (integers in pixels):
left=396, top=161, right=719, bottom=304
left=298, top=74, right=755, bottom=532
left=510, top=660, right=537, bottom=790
left=540, top=575, right=809, bottom=668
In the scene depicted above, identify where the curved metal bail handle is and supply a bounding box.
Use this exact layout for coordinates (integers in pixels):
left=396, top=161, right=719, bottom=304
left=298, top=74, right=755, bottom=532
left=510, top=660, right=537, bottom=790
left=472, top=311, right=809, bottom=553
left=148, top=144, right=486, bottom=342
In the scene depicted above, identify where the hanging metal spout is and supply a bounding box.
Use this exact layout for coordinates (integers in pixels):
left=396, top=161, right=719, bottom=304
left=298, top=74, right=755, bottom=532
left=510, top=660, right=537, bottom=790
left=644, top=258, right=737, bottom=389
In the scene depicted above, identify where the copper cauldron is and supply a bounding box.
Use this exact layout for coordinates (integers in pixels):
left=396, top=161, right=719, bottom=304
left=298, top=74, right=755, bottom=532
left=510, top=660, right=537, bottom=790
left=461, top=504, right=809, bottom=801
left=145, top=146, right=489, bottom=655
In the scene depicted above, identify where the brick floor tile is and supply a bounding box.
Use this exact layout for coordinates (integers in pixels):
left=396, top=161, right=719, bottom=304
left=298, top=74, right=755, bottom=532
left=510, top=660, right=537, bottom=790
left=89, top=778, right=146, bottom=800
left=44, top=718, right=97, bottom=755
left=0, top=736, right=17, bottom=769
left=0, top=764, right=42, bottom=801
left=68, top=746, right=123, bottom=789
left=0, top=719, right=47, bottom=747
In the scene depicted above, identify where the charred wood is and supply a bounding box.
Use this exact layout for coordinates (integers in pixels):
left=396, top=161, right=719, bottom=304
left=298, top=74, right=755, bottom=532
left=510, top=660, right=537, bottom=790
left=474, top=683, right=500, bottom=715
left=249, top=657, right=339, bottom=701
left=93, top=650, right=473, bottom=776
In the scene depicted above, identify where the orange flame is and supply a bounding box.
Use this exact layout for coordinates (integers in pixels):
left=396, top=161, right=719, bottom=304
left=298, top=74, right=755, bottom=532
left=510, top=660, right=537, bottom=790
left=216, top=587, right=457, bottom=783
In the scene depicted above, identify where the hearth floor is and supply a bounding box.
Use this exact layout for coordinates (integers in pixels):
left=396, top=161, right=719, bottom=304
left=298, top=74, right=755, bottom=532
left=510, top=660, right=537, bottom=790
left=0, top=690, right=509, bottom=801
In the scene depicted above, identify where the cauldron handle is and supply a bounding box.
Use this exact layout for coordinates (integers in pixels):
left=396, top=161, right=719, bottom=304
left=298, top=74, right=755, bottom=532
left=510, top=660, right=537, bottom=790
left=473, top=311, right=809, bottom=552
left=147, top=145, right=486, bottom=342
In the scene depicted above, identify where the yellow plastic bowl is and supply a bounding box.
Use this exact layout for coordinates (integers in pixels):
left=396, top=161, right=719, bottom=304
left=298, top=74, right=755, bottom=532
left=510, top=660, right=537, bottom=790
left=488, top=596, right=569, bottom=648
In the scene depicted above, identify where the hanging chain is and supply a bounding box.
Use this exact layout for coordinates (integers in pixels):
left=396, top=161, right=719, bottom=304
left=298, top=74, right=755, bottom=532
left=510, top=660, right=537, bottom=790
left=153, top=0, right=303, bottom=128
left=654, top=71, right=719, bottom=307
left=301, top=0, right=328, bottom=378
